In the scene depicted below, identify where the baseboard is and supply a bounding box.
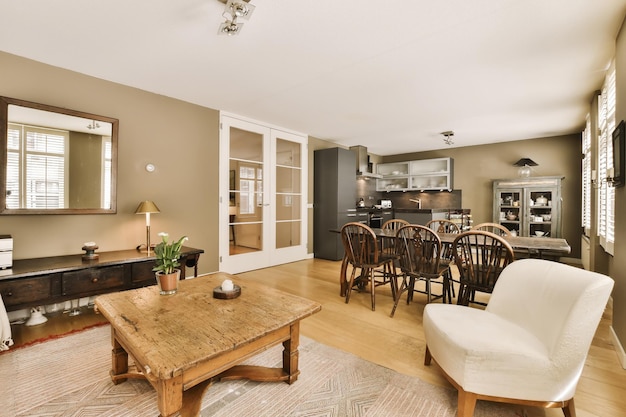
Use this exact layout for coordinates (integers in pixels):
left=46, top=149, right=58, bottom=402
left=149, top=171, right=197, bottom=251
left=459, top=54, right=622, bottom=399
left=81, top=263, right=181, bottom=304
left=559, top=256, right=582, bottom=266
left=610, top=325, right=626, bottom=369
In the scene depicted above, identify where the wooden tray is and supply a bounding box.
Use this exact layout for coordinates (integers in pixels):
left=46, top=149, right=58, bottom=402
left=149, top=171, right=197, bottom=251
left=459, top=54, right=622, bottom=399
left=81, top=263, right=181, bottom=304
left=213, top=285, right=241, bottom=299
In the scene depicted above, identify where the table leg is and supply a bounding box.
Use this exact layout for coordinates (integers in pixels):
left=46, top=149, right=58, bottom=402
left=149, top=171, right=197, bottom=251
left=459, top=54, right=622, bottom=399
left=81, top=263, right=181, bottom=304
left=283, top=323, right=301, bottom=384
left=156, top=374, right=184, bottom=417
left=110, top=329, right=129, bottom=384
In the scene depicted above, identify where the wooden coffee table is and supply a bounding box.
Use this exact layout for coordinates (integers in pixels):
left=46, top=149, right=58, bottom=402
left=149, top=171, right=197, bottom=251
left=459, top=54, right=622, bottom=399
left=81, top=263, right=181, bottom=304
left=95, top=272, right=321, bottom=417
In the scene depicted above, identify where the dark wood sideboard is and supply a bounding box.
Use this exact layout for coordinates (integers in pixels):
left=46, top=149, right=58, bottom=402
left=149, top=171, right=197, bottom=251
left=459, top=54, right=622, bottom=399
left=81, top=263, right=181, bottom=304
left=0, top=246, right=204, bottom=312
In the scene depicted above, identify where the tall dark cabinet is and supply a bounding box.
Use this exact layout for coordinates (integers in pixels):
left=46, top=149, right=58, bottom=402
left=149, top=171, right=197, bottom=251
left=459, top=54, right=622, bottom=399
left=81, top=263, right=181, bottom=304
left=314, top=147, right=357, bottom=260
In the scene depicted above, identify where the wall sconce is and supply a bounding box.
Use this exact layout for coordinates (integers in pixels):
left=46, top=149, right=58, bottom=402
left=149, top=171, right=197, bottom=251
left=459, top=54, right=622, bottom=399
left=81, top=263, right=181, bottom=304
left=218, top=0, right=255, bottom=36
left=606, top=167, right=616, bottom=187
left=135, top=200, right=160, bottom=254
left=513, top=158, right=538, bottom=178
left=591, top=168, right=616, bottom=188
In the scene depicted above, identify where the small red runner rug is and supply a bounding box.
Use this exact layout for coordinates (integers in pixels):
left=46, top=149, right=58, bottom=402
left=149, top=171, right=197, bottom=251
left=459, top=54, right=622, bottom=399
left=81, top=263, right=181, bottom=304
left=0, top=320, right=109, bottom=354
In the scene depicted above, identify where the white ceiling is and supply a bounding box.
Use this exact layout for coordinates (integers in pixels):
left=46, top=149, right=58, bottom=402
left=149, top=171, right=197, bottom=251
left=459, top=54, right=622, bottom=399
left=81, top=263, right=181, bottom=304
left=1, top=0, right=626, bottom=155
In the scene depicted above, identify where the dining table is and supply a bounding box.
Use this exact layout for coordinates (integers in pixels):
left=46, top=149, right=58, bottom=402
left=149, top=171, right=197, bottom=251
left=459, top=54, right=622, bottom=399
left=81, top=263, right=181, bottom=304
left=337, top=227, right=571, bottom=297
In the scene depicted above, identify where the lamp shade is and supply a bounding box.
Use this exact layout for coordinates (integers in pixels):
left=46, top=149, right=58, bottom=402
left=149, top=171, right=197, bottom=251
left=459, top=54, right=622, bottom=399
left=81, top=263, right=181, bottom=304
left=135, top=200, right=160, bottom=214
left=513, top=158, right=538, bottom=167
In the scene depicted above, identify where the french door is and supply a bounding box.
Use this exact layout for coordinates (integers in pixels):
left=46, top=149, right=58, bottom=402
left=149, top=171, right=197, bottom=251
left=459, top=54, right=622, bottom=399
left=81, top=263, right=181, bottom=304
left=219, top=113, right=307, bottom=273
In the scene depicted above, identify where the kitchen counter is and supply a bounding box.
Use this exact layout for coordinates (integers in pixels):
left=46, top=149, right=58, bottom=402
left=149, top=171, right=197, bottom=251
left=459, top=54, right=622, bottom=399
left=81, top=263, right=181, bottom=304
left=393, top=208, right=453, bottom=213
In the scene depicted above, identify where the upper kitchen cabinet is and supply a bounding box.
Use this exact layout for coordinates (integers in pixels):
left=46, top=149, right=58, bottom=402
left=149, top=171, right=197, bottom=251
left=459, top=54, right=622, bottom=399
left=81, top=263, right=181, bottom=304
left=376, top=157, right=453, bottom=192
left=493, top=177, right=563, bottom=238
left=409, top=157, right=453, bottom=191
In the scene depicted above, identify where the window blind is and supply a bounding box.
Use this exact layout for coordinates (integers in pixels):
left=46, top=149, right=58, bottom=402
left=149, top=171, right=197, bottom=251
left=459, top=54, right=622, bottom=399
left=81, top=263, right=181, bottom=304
left=582, top=115, right=591, bottom=235
left=598, top=62, right=615, bottom=255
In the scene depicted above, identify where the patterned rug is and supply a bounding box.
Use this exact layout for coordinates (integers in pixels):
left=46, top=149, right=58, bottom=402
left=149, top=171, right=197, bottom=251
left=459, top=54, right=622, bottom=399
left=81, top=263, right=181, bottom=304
left=0, top=325, right=536, bottom=416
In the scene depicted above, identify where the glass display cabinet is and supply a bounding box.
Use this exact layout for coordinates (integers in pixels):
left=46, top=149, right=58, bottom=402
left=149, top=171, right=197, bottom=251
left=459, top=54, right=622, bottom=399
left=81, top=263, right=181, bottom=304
left=493, top=177, right=563, bottom=238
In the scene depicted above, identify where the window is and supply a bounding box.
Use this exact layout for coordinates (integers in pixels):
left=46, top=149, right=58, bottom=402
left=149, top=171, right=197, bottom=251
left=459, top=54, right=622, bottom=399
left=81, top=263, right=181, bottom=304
left=582, top=115, right=591, bottom=236
left=238, top=165, right=262, bottom=215
left=597, top=61, right=616, bottom=255
left=102, top=137, right=112, bottom=209
left=6, top=123, right=68, bottom=209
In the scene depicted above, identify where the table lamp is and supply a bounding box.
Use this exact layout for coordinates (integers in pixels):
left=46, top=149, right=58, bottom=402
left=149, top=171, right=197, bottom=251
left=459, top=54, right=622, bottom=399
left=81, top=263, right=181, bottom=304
left=135, top=200, right=160, bottom=254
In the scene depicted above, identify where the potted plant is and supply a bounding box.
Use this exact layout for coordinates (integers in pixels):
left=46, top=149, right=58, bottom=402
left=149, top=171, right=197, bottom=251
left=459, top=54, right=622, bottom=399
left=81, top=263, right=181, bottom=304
left=153, top=232, right=188, bottom=295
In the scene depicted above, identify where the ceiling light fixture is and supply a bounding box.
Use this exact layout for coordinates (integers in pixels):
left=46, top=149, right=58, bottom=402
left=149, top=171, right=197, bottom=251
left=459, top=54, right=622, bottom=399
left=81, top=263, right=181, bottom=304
left=441, top=131, right=454, bottom=146
left=218, top=0, right=255, bottom=36
left=87, top=120, right=100, bottom=130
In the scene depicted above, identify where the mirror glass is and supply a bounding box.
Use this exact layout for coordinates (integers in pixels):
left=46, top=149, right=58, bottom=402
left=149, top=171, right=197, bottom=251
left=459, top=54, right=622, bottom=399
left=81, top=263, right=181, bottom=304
left=1, top=96, right=118, bottom=214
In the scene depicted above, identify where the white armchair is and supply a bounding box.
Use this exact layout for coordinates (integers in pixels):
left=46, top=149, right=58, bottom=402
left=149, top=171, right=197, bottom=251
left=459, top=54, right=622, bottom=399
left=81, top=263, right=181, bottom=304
left=423, top=259, right=614, bottom=417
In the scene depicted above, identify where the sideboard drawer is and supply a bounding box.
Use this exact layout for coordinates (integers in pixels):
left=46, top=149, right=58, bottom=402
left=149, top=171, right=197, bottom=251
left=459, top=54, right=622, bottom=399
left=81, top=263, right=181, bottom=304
left=131, top=261, right=157, bottom=286
left=62, top=265, right=125, bottom=296
left=0, top=275, right=53, bottom=307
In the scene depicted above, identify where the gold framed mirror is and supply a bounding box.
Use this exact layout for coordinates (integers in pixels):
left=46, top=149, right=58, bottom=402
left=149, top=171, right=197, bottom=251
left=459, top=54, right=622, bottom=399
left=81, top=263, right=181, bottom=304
left=0, top=96, right=118, bottom=214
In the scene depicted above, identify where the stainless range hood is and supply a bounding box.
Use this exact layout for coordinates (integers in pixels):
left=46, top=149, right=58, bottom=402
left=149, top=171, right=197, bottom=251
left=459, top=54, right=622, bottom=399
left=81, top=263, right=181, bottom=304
left=349, top=145, right=382, bottom=179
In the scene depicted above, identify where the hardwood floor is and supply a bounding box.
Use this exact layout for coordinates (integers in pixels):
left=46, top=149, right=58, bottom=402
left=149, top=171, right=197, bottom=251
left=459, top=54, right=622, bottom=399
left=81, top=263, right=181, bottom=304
left=9, top=258, right=626, bottom=416
left=237, top=258, right=626, bottom=417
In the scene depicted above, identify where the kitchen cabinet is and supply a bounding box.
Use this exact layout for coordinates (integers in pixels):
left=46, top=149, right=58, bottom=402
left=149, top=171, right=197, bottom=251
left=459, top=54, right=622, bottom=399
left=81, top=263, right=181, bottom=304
left=376, top=158, right=453, bottom=191
left=493, top=177, right=563, bottom=238
left=0, top=247, right=203, bottom=312
left=314, top=147, right=357, bottom=260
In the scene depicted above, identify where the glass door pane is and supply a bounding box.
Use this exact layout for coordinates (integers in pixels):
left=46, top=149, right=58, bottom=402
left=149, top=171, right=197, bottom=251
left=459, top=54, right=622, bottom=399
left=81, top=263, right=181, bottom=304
left=229, top=128, right=264, bottom=255
left=275, top=138, right=302, bottom=249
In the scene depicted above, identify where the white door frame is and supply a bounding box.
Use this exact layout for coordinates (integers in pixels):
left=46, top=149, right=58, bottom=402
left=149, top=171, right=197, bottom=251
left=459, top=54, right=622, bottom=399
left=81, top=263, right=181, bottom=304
left=219, top=112, right=308, bottom=274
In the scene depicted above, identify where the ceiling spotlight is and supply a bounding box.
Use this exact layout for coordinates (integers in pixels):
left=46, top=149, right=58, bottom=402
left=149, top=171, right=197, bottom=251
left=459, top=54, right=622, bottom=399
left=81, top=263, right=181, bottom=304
left=441, top=131, right=454, bottom=146
left=227, top=0, right=254, bottom=19
left=218, top=0, right=254, bottom=36
left=219, top=18, right=243, bottom=35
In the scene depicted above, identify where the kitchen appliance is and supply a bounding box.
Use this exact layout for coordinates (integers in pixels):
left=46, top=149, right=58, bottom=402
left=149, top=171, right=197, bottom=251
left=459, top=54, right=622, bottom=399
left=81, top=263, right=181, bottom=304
left=357, top=198, right=365, bottom=208
left=349, top=145, right=382, bottom=179
left=369, top=212, right=384, bottom=228
left=0, top=235, right=12, bottom=269
left=379, top=199, right=392, bottom=209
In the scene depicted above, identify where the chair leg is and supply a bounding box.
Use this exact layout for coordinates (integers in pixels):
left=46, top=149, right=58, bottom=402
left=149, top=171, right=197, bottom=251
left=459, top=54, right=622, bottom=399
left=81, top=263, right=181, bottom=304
left=369, top=268, right=376, bottom=311
left=424, top=345, right=432, bottom=366
left=443, top=270, right=452, bottom=304
left=457, top=388, right=478, bottom=417
left=562, top=398, right=576, bottom=417
left=406, top=277, right=415, bottom=304
left=339, top=255, right=348, bottom=297
left=345, top=267, right=357, bottom=304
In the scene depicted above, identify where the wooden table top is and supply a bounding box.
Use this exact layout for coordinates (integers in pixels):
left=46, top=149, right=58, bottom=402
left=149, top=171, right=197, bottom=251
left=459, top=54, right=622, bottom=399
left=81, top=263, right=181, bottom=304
left=94, top=272, right=321, bottom=379
left=370, top=228, right=571, bottom=255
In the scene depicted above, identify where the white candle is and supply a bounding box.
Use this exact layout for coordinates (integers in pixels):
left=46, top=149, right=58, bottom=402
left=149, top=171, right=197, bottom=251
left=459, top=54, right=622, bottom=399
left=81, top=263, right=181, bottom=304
left=221, top=279, right=234, bottom=292
left=84, top=242, right=96, bottom=247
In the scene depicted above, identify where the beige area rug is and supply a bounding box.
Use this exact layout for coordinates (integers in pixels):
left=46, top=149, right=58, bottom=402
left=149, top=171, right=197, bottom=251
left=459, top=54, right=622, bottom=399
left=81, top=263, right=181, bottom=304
left=0, top=325, right=536, bottom=417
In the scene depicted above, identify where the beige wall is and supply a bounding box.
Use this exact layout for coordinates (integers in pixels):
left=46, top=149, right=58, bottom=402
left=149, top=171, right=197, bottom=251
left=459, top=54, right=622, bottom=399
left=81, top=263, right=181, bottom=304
left=0, top=51, right=220, bottom=273
left=382, top=135, right=582, bottom=258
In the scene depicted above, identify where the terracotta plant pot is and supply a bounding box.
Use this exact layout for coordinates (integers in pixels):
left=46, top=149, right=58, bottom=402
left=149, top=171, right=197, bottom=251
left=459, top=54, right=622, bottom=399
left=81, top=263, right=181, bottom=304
left=156, top=269, right=181, bottom=295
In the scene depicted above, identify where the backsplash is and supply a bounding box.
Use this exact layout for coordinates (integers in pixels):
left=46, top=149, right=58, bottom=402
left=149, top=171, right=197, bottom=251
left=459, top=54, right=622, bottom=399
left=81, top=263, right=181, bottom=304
left=356, top=178, right=462, bottom=209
